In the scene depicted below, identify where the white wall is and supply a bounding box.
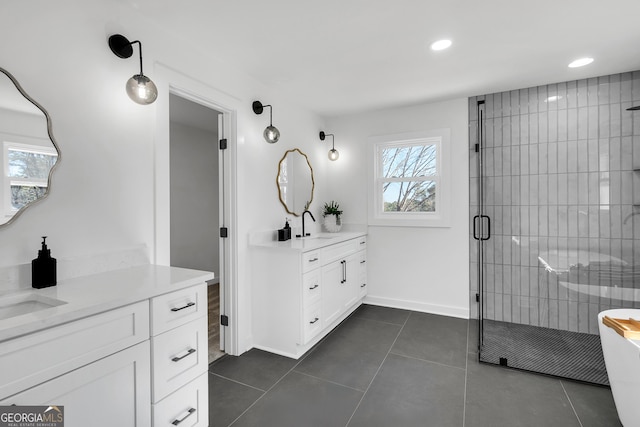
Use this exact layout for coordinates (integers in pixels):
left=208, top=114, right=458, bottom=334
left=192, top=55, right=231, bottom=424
left=0, top=0, right=327, bottom=353
left=169, top=121, right=219, bottom=274
left=326, top=99, right=470, bottom=318
left=0, top=1, right=470, bottom=359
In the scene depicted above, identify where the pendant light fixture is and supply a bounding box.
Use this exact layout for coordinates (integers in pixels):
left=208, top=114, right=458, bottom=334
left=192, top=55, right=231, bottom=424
left=319, top=131, right=339, bottom=161
left=252, top=100, right=280, bottom=143
left=108, top=34, right=158, bottom=105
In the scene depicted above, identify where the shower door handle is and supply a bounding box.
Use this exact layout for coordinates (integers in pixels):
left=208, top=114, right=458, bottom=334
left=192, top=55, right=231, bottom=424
left=473, top=215, right=480, bottom=240
left=474, top=215, right=491, bottom=240
left=481, top=215, right=491, bottom=241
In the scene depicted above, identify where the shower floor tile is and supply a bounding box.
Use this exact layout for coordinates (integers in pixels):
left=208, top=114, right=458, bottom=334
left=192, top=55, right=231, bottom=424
left=479, top=320, right=608, bottom=385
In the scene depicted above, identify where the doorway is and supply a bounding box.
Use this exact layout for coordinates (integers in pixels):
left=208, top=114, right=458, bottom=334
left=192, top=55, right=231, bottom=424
left=169, top=93, right=225, bottom=363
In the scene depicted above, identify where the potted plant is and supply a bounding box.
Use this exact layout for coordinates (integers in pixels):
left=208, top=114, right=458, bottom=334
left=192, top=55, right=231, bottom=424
left=322, top=201, right=343, bottom=232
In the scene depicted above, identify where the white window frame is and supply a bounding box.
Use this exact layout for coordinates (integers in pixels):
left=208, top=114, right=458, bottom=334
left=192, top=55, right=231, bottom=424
left=368, top=129, right=451, bottom=227
left=3, top=140, right=58, bottom=217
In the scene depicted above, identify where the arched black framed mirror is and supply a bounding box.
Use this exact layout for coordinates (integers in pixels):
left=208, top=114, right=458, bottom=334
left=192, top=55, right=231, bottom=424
left=0, top=67, right=60, bottom=227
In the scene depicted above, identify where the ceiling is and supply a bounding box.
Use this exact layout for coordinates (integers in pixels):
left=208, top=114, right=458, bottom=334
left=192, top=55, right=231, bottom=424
left=131, top=0, right=640, bottom=117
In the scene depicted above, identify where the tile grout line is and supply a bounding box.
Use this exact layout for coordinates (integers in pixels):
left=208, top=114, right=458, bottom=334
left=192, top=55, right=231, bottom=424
left=292, top=370, right=367, bottom=393
left=387, top=350, right=466, bottom=372
left=227, top=311, right=357, bottom=427
left=560, top=380, right=585, bottom=427
left=352, top=315, right=408, bottom=327
left=208, top=371, right=266, bottom=393
left=227, top=360, right=302, bottom=426
left=344, top=311, right=412, bottom=427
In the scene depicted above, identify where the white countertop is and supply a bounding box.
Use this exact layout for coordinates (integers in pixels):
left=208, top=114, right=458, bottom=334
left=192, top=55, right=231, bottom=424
left=250, top=231, right=366, bottom=251
left=0, top=264, right=214, bottom=342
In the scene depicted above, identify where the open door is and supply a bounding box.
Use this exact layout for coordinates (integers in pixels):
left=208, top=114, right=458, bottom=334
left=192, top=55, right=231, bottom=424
left=169, top=93, right=226, bottom=363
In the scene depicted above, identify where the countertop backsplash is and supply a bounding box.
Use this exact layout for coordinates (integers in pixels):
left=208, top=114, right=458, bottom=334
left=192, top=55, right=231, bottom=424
left=0, top=245, right=149, bottom=293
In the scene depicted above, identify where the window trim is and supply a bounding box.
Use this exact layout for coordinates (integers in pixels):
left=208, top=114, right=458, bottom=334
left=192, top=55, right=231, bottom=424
left=368, top=129, right=451, bottom=227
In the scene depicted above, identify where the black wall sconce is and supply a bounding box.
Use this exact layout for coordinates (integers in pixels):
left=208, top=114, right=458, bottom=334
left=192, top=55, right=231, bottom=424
left=319, top=131, right=339, bottom=161
left=252, top=100, right=280, bottom=143
left=108, top=34, right=158, bottom=105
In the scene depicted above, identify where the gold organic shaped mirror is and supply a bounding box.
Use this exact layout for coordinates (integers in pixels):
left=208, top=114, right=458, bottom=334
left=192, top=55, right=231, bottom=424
left=0, top=67, right=59, bottom=227
left=277, top=148, right=314, bottom=217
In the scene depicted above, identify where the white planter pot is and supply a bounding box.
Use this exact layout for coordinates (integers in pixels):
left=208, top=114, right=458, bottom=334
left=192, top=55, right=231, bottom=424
left=323, top=215, right=342, bottom=233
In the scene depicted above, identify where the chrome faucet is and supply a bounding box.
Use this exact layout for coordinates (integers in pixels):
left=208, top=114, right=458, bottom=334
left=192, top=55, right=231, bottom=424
left=301, top=210, right=316, bottom=237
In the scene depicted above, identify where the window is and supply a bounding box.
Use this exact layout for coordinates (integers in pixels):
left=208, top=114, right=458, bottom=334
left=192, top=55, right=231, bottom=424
left=3, top=141, right=58, bottom=215
left=368, top=129, right=450, bottom=227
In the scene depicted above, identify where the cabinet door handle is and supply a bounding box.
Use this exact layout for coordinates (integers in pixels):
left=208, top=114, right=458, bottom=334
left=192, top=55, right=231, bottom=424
left=308, top=257, right=319, bottom=263
left=361, top=283, right=366, bottom=288
left=360, top=260, right=366, bottom=264
left=171, top=301, right=195, bottom=312
left=341, top=260, right=346, bottom=283
left=309, top=284, right=319, bottom=290
left=172, top=408, right=196, bottom=425
left=360, top=241, right=366, bottom=245
left=309, top=317, right=319, bottom=324
left=171, top=348, right=196, bottom=362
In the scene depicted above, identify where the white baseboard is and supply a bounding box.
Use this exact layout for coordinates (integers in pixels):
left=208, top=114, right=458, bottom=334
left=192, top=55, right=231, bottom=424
left=250, top=344, right=293, bottom=359
left=363, top=295, right=469, bottom=319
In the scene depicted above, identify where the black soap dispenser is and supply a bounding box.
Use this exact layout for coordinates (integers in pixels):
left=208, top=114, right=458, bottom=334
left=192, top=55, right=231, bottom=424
left=284, top=218, right=291, bottom=240
left=278, top=218, right=292, bottom=241
left=32, top=236, right=57, bottom=289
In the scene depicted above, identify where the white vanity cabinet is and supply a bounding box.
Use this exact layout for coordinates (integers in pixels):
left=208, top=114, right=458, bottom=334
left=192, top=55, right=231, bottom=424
left=0, top=266, right=212, bottom=427
left=357, top=250, right=368, bottom=299
left=301, top=266, right=323, bottom=345
left=321, top=251, right=361, bottom=326
left=252, top=233, right=367, bottom=359
left=0, top=302, right=152, bottom=426
left=150, top=284, right=209, bottom=427
left=2, top=342, right=151, bottom=426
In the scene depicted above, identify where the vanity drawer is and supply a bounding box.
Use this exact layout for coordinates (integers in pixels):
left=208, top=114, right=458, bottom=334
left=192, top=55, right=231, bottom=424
left=302, top=250, right=321, bottom=273
left=302, top=269, right=321, bottom=307
left=321, top=239, right=359, bottom=265
left=300, top=302, right=322, bottom=344
left=151, top=284, right=206, bottom=335
left=358, top=251, right=367, bottom=299
left=151, top=315, right=208, bottom=402
left=357, top=236, right=367, bottom=250
left=0, top=301, right=149, bottom=400
left=153, top=372, right=208, bottom=427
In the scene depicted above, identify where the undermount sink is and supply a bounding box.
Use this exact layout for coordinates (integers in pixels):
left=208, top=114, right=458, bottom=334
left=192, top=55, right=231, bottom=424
left=0, top=292, right=67, bottom=321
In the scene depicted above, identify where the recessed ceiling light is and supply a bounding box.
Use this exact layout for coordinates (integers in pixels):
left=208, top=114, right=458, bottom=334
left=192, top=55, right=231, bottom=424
left=430, top=39, right=452, bottom=51
left=568, top=57, right=594, bottom=68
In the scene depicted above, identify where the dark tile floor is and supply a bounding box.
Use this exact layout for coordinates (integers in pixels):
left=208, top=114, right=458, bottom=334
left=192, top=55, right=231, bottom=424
left=208, top=304, right=622, bottom=427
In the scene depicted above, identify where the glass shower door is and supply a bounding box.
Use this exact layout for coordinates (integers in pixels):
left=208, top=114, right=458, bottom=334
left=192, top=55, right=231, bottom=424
left=469, top=75, right=640, bottom=384
left=473, top=99, right=488, bottom=355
